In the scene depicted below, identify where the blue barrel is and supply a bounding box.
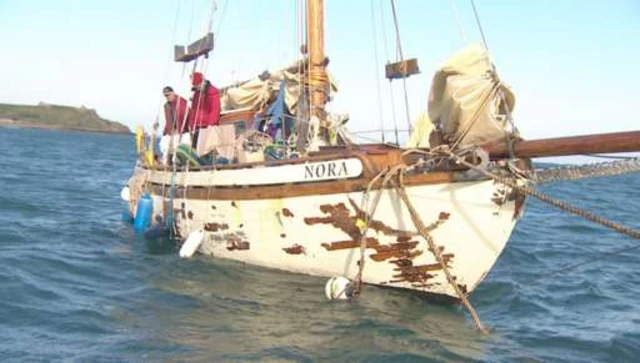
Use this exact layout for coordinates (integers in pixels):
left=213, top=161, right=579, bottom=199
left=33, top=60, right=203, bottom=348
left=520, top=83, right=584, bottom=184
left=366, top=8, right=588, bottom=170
left=134, top=194, right=153, bottom=232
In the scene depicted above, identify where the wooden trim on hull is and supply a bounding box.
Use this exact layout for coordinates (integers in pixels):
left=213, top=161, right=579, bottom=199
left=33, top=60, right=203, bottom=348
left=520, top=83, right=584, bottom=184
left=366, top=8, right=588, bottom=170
left=144, top=144, right=483, bottom=200
left=146, top=144, right=434, bottom=175
left=148, top=170, right=474, bottom=200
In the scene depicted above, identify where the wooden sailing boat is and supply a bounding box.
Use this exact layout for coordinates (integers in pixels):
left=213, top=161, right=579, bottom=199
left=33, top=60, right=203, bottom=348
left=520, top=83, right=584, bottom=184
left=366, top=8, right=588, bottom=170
left=125, top=0, right=640, bottom=305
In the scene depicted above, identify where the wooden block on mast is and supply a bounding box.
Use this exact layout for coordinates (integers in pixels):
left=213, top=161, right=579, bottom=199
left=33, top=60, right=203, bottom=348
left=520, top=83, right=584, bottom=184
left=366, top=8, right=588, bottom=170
left=385, top=58, right=420, bottom=80
left=174, top=32, right=214, bottom=62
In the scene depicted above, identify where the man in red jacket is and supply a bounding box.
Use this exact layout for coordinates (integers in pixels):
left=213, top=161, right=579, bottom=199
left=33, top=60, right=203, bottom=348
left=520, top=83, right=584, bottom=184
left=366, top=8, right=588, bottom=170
left=188, top=72, right=221, bottom=148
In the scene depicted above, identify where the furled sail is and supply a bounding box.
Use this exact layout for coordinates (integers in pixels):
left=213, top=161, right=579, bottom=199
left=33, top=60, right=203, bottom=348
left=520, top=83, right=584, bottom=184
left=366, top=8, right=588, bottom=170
left=221, top=70, right=299, bottom=113
left=427, top=43, right=516, bottom=148
left=220, top=66, right=338, bottom=116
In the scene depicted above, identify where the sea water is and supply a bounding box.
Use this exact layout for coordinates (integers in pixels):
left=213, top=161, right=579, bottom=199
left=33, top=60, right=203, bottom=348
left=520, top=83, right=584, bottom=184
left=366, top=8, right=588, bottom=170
left=0, top=127, right=638, bottom=362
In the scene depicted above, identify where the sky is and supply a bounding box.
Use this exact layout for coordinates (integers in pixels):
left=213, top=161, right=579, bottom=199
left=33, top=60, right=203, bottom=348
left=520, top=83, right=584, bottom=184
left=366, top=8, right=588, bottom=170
left=1, top=0, right=639, bottom=152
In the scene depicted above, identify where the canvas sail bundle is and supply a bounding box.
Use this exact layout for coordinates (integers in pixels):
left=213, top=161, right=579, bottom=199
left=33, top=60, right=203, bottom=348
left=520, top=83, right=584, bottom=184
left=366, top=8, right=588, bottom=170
left=220, top=68, right=338, bottom=116
left=427, top=43, right=516, bottom=148
left=221, top=70, right=300, bottom=113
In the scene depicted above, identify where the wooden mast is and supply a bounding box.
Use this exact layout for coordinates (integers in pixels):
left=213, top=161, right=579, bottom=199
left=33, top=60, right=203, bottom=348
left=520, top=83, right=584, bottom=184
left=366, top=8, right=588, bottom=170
left=306, top=0, right=328, bottom=133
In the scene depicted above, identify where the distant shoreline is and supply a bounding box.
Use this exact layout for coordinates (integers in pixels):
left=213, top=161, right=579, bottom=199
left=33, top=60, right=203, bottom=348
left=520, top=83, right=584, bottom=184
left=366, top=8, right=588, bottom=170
left=0, top=102, right=131, bottom=135
left=0, top=118, right=131, bottom=135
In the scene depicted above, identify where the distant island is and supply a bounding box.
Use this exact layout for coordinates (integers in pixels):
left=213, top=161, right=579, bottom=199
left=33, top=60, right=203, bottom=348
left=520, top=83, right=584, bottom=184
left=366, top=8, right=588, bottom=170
left=0, top=102, right=130, bottom=134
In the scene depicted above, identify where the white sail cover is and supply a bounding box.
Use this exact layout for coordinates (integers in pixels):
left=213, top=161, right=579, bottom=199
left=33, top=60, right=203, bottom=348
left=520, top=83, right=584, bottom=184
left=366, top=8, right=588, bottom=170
left=221, top=70, right=299, bottom=113
left=428, top=43, right=516, bottom=148
left=221, top=68, right=338, bottom=115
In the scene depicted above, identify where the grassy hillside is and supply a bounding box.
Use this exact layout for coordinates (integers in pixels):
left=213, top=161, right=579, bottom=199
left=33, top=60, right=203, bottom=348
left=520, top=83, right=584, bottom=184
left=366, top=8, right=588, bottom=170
left=0, top=102, right=130, bottom=134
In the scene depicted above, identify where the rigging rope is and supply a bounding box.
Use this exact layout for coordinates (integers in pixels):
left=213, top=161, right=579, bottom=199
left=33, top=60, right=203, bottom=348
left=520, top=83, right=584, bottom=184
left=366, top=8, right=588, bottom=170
left=215, top=0, right=228, bottom=41
left=448, top=83, right=500, bottom=151
left=370, top=0, right=386, bottom=143
left=449, top=0, right=468, bottom=43
left=206, top=0, right=217, bottom=34
left=456, top=1, right=519, bottom=145
left=389, top=0, right=413, bottom=136
left=470, top=0, right=489, bottom=49
left=387, top=81, right=400, bottom=146
left=152, top=0, right=183, bottom=132
left=186, top=0, right=197, bottom=48
left=388, top=0, right=403, bottom=63
left=379, top=1, right=400, bottom=145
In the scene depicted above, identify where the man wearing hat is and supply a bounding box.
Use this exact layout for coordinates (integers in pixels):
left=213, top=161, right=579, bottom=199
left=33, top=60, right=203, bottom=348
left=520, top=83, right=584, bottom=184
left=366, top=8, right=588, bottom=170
left=187, top=72, right=221, bottom=149
left=158, top=86, right=190, bottom=164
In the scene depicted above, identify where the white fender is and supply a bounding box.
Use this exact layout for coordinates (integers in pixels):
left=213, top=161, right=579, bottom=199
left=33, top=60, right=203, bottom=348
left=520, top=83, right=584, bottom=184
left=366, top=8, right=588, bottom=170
left=120, top=186, right=130, bottom=201
left=325, top=276, right=355, bottom=300
left=179, top=229, right=205, bottom=258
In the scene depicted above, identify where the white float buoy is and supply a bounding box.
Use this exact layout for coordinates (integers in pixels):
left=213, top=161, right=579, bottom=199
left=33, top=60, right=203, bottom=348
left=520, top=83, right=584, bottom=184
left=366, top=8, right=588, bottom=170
left=325, top=276, right=355, bottom=300
left=120, top=185, right=130, bottom=201
left=179, top=229, right=204, bottom=258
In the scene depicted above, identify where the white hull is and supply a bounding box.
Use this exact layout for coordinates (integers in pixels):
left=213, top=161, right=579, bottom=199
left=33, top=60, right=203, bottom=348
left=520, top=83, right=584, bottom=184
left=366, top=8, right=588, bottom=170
left=134, top=161, right=524, bottom=300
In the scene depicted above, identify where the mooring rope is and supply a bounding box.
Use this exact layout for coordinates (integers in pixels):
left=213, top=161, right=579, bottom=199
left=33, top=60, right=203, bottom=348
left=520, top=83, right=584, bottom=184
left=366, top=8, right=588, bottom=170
left=353, top=163, right=489, bottom=334
left=354, top=169, right=387, bottom=294
left=394, top=172, right=489, bottom=334
left=165, top=159, right=178, bottom=236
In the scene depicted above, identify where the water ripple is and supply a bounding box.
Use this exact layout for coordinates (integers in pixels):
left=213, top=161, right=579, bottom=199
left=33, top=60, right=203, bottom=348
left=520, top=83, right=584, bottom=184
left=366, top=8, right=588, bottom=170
left=0, top=128, right=638, bottom=361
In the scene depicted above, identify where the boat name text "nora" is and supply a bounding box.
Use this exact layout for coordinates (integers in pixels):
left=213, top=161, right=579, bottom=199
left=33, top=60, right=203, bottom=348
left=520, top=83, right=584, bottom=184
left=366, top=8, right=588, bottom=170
left=304, top=161, right=349, bottom=179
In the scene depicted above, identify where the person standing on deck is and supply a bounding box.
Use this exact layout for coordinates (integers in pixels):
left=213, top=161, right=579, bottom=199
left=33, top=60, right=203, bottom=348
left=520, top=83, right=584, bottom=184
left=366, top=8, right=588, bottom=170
left=158, top=86, right=190, bottom=164
left=162, top=86, right=188, bottom=136
left=187, top=72, right=221, bottom=149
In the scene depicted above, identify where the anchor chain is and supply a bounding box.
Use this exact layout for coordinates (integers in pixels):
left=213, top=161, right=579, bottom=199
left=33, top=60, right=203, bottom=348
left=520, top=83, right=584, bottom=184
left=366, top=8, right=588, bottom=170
left=446, top=152, right=640, bottom=240
left=349, top=148, right=637, bottom=334
left=530, top=158, right=640, bottom=184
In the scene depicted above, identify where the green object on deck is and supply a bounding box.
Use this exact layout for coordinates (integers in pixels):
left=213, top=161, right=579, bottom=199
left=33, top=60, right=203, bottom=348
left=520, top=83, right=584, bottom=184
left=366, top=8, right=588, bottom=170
left=176, top=144, right=202, bottom=167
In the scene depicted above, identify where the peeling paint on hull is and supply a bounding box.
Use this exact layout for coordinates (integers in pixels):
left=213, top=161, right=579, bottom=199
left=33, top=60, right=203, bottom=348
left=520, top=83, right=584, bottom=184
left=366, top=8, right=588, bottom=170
left=142, top=175, right=521, bottom=300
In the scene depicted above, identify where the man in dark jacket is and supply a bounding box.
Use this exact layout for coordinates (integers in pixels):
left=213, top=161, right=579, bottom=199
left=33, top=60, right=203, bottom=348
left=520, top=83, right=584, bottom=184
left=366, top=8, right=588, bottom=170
left=159, top=86, right=190, bottom=164
left=162, top=86, right=189, bottom=135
